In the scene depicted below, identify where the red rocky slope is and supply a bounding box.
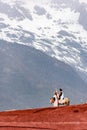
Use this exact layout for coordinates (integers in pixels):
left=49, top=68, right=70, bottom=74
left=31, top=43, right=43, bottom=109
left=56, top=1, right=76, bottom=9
left=0, top=103, right=87, bottom=130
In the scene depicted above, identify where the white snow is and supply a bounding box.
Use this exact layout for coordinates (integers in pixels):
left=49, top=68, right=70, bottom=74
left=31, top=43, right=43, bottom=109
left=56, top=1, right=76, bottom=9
left=0, top=0, right=87, bottom=75
left=79, top=0, right=87, bottom=4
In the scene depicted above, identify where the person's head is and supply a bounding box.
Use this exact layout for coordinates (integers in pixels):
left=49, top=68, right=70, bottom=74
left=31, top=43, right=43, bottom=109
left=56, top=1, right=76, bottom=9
left=59, top=88, right=62, bottom=91
left=54, top=90, right=58, bottom=95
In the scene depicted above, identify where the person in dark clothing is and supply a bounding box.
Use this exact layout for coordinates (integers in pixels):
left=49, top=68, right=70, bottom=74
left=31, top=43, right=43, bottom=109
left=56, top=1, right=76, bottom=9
left=59, top=88, right=64, bottom=100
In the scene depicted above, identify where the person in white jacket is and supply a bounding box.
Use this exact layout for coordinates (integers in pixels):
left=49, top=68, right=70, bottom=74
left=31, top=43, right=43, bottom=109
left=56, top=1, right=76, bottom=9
left=53, top=90, right=59, bottom=107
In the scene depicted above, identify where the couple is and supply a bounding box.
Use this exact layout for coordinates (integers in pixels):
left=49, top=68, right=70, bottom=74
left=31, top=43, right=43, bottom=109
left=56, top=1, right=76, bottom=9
left=53, top=88, right=64, bottom=107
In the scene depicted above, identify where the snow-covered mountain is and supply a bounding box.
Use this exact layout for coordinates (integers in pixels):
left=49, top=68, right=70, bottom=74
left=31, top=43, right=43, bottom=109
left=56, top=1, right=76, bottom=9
left=0, top=0, right=87, bottom=110
left=0, top=0, right=87, bottom=82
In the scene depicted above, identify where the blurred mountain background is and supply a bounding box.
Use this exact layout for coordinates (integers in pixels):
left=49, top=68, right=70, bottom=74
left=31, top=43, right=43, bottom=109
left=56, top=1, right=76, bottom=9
left=0, top=0, right=87, bottom=110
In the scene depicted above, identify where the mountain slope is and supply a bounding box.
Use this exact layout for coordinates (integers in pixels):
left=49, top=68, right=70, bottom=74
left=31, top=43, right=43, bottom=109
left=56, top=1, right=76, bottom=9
left=0, top=40, right=87, bottom=110
left=0, top=0, right=87, bottom=82
left=0, top=0, right=87, bottom=110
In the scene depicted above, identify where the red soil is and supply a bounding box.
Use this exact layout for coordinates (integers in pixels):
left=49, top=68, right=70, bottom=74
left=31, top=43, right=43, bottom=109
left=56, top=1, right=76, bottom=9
left=0, top=103, right=87, bottom=130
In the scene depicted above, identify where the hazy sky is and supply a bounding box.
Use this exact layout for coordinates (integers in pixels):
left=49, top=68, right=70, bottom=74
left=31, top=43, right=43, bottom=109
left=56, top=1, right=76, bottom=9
left=2, top=0, right=87, bottom=4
